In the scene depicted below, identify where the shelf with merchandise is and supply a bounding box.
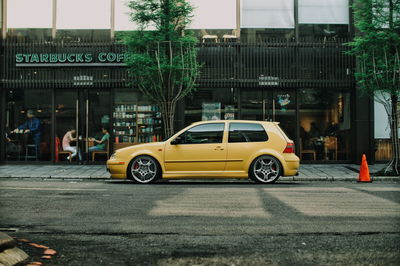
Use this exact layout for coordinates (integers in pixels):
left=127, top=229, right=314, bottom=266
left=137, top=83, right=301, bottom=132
left=113, top=102, right=163, bottom=145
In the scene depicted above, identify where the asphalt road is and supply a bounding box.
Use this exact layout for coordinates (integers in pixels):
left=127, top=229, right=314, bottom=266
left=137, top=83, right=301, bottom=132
left=0, top=179, right=399, bottom=265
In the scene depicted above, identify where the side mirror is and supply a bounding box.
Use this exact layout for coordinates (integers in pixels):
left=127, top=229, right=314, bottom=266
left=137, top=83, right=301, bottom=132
left=171, top=136, right=182, bottom=145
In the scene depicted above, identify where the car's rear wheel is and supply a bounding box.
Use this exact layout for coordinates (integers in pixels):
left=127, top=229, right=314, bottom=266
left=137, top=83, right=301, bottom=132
left=249, top=155, right=282, bottom=184
left=128, top=155, right=161, bottom=184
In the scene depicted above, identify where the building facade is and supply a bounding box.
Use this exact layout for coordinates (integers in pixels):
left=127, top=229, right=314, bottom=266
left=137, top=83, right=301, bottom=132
left=0, top=0, right=376, bottom=164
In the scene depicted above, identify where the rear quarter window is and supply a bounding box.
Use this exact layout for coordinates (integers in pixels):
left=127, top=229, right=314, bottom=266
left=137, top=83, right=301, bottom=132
left=228, top=123, right=268, bottom=143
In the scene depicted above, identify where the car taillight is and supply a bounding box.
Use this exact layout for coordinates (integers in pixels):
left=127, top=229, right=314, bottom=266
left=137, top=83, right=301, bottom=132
left=283, top=143, right=295, bottom=153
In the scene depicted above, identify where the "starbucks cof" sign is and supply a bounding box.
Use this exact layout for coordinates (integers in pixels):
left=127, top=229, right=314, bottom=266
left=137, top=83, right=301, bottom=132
left=15, top=52, right=127, bottom=67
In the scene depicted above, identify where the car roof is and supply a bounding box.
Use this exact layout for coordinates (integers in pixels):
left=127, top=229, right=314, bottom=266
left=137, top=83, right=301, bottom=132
left=190, top=120, right=279, bottom=126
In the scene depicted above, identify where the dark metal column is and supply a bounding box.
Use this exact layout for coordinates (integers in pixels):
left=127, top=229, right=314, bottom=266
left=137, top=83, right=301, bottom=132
left=354, top=88, right=375, bottom=164
left=0, top=87, right=5, bottom=163
left=0, top=40, right=5, bottom=162
left=51, top=88, right=55, bottom=163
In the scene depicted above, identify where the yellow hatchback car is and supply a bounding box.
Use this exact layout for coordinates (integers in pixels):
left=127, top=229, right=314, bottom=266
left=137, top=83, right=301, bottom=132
left=107, top=120, right=299, bottom=184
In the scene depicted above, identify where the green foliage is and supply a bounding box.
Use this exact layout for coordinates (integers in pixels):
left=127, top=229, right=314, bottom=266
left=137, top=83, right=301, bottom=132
left=347, top=0, right=400, bottom=96
left=122, top=0, right=201, bottom=136
left=123, top=0, right=200, bottom=104
left=348, top=0, right=400, bottom=174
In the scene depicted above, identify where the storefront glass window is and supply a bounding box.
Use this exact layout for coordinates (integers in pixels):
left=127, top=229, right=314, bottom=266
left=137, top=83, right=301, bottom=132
left=299, top=89, right=351, bottom=161
left=55, top=91, right=79, bottom=163
left=240, top=88, right=266, bottom=121
left=274, top=89, right=296, bottom=141
left=241, top=29, right=295, bottom=42
left=299, top=24, right=350, bottom=41
left=56, top=29, right=111, bottom=42
left=113, top=89, right=162, bottom=152
left=6, top=28, right=52, bottom=41
left=184, top=88, right=238, bottom=125
left=374, top=96, right=400, bottom=161
left=240, top=88, right=296, bottom=140
left=5, top=89, right=52, bottom=161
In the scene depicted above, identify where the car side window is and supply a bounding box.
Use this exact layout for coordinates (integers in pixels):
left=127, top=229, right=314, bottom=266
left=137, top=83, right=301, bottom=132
left=228, top=123, right=268, bottom=143
left=179, top=123, right=225, bottom=144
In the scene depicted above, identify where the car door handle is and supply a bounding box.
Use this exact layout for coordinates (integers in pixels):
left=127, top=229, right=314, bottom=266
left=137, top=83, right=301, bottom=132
left=214, top=146, right=224, bottom=150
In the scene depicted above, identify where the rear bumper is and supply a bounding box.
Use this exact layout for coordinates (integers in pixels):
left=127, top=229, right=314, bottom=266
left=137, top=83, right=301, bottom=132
left=282, top=154, right=300, bottom=176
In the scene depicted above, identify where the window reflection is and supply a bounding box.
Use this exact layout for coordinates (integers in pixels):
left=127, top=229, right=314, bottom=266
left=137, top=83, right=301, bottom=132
left=241, top=29, right=295, bottom=43
left=179, top=123, right=225, bottom=144
left=299, top=24, right=350, bottom=41
left=299, top=89, right=351, bottom=161
left=185, top=88, right=238, bottom=124
left=5, top=89, right=52, bottom=161
left=7, top=28, right=52, bottom=41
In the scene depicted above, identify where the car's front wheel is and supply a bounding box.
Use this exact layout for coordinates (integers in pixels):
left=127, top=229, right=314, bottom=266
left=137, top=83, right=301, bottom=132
left=249, top=155, right=282, bottom=184
left=128, top=155, right=161, bottom=184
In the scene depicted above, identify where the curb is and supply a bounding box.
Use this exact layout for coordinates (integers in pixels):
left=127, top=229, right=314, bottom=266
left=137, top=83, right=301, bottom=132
left=280, top=176, right=399, bottom=182
left=0, top=176, right=109, bottom=180
left=0, top=175, right=400, bottom=182
left=0, top=175, right=398, bottom=182
left=0, top=232, right=29, bottom=266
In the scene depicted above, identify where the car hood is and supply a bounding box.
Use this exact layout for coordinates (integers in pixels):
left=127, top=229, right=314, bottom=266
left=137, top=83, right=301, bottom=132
left=116, top=141, right=166, bottom=154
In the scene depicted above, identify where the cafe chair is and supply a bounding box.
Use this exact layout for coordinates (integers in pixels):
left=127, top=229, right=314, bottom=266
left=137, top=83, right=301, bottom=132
left=202, top=35, right=218, bottom=43
left=300, top=138, right=316, bottom=160
left=25, top=144, right=39, bottom=161
left=55, top=137, right=72, bottom=162
left=324, top=136, right=338, bottom=160
left=92, top=141, right=109, bottom=161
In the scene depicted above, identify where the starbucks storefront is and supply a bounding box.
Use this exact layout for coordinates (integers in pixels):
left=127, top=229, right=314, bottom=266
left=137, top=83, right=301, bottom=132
left=0, top=41, right=373, bottom=164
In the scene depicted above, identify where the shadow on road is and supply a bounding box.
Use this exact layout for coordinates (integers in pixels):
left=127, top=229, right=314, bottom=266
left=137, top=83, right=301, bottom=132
left=106, top=180, right=304, bottom=186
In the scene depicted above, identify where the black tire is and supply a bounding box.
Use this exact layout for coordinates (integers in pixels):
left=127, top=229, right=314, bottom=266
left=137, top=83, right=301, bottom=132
left=127, top=155, right=161, bottom=184
left=249, top=155, right=282, bottom=184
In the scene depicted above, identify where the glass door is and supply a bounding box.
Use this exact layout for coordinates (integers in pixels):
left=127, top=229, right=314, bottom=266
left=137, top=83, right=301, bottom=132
left=54, top=89, right=112, bottom=164
left=272, top=89, right=297, bottom=141
left=240, top=87, right=297, bottom=141
left=240, top=88, right=273, bottom=121
left=55, top=90, right=81, bottom=163
left=85, top=90, right=112, bottom=163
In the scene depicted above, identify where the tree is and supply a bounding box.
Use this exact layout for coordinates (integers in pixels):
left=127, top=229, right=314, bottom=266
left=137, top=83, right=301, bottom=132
left=123, top=0, right=200, bottom=138
left=348, top=0, right=400, bottom=175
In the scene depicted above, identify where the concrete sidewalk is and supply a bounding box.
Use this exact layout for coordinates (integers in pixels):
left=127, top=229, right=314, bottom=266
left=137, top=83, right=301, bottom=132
left=0, top=163, right=397, bottom=181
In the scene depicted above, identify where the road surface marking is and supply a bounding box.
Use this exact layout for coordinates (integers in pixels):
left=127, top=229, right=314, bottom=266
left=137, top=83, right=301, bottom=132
left=0, top=187, right=106, bottom=191
left=357, top=187, right=400, bottom=192
left=149, top=188, right=269, bottom=218
left=265, top=187, right=400, bottom=217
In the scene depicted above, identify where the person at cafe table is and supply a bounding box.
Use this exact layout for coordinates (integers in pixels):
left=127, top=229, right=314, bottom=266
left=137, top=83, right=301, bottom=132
left=62, top=128, right=81, bottom=161
left=11, top=109, right=41, bottom=150
left=88, top=127, right=110, bottom=154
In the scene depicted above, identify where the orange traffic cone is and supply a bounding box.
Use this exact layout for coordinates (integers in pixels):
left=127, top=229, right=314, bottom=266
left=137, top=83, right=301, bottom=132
left=358, top=154, right=372, bottom=182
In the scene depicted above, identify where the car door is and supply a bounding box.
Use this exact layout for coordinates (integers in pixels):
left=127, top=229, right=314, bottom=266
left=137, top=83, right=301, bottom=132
left=164, top=122, right=227, bottom=173
left=225, top=122, right=269, bottom=173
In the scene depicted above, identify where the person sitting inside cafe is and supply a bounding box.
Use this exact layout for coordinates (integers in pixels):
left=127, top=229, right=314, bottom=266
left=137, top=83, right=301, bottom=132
left=62, top=128, right=81, bottom=161
left=88, top=127, right=110, bottom=155
left=11, top=109, right=41, bottom=152
left=5, top=128, right=18, bottom=157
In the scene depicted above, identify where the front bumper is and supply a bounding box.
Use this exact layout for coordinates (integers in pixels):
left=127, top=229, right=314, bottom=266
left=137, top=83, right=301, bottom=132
left=106, top=159, right=127, bottom=179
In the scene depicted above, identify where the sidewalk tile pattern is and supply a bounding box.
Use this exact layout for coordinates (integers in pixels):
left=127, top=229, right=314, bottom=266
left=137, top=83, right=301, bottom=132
left=0, top=163, right=397, bottom=180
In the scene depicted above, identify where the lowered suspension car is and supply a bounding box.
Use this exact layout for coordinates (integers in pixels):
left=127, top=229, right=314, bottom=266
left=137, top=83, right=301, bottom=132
left=107, top=120, right=300, bottom=184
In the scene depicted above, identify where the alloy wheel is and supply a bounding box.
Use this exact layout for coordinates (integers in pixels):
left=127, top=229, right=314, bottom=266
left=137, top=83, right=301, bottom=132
left=252, top=155, right=281, bottom=183
left=130, top=156, right=158, bottom=183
